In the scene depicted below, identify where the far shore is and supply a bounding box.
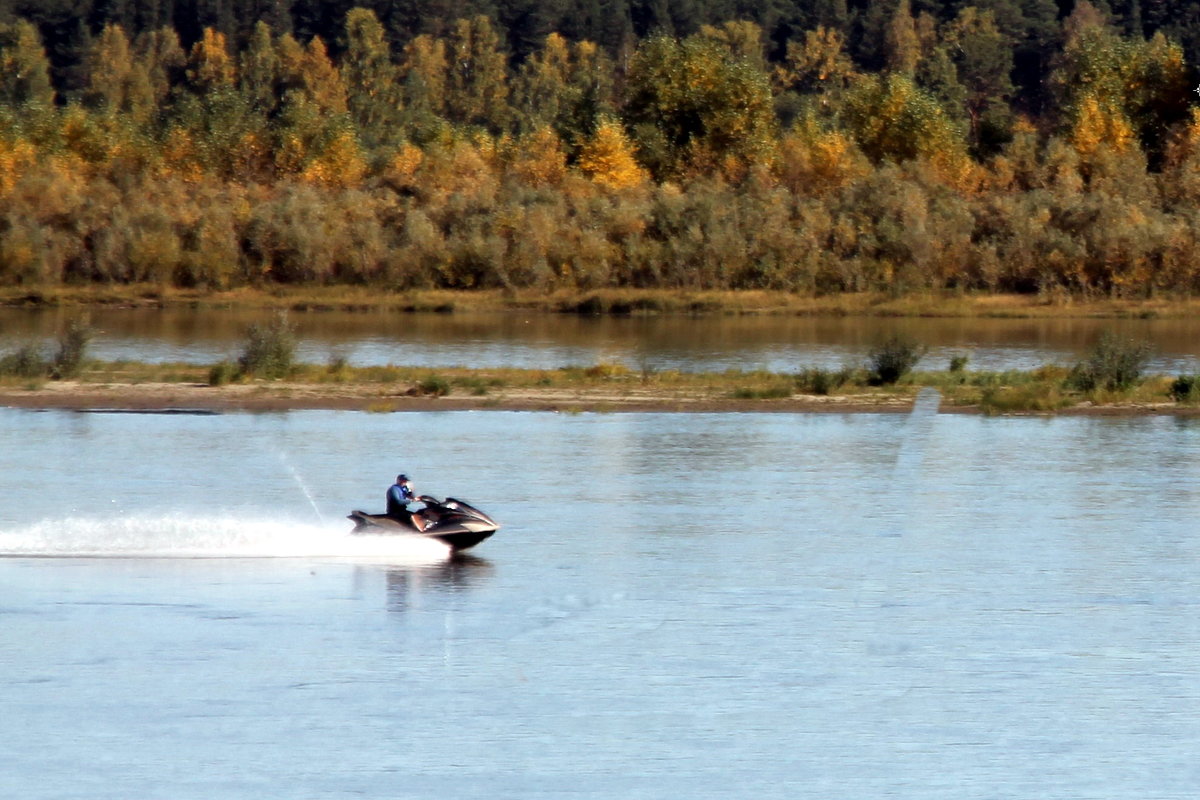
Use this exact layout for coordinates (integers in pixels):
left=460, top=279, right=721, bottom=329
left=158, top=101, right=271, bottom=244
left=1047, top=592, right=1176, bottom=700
left=4, top=285, right=1200, bottom=319
left=2, top=378, right=1197, bottom=417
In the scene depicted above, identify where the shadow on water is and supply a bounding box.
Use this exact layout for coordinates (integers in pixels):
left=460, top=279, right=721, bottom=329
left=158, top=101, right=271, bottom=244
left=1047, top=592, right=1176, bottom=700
left=384, top=554, right=493, bottom=613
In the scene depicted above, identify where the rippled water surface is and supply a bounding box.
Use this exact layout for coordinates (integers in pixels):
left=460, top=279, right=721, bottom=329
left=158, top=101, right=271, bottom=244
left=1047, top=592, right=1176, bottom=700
left=3, top=407, right=1200, bottom=798
left=4, top=306, right=1200, bottom=373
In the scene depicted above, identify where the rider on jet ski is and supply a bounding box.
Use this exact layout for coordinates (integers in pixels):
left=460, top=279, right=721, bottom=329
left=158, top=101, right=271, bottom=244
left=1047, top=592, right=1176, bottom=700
left=387, top=474, right=428, bottom=531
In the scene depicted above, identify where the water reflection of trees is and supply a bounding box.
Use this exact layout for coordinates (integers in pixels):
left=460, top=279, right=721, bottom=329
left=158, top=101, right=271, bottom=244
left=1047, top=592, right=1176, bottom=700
left=385, top=554, right=493, bottom=613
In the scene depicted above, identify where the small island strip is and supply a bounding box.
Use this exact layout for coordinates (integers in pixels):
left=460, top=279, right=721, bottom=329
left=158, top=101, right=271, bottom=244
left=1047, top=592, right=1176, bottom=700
left=2, top=363, right=1198, bottom=416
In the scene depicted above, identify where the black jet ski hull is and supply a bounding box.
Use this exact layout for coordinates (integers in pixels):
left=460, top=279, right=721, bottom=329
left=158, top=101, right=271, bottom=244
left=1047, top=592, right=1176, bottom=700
left=347, top=498, right=499, bottom=552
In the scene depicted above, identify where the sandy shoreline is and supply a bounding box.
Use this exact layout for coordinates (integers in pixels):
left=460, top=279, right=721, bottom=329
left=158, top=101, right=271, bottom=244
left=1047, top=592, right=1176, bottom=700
left=2, top=380, right=1196, bottom=416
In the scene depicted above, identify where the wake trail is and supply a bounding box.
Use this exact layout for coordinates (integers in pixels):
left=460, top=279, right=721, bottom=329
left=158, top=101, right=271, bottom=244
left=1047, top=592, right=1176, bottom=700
left=0, top=513, right=449, bottom=562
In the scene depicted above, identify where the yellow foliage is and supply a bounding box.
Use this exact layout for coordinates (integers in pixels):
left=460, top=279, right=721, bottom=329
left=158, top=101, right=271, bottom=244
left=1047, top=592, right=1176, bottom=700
left=420, top=139, right=499, bottom=204
left=577, top=120, right=647, bottom=190
left=301, top=37, right=348, bottom=115
left=386, top=142, right=425, bottom=189
left=777, top=121, right=867, bottom=195
left=539, top=32, right=570, bottom=71
left=1071, top=94, right=1135, bottom=159
left=0, top=138, right=37, bottom=194
left=301, top=131, right=367, bottom=188
left=275, top=133, right=307, bottom=176
left=926, top=148, right=984, bottom=194
left=187, top=28, right=236, bottom=92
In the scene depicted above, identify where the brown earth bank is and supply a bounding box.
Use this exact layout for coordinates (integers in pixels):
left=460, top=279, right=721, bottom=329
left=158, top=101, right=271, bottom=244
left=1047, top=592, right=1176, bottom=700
left=2, top=380, right=1197, bottom=416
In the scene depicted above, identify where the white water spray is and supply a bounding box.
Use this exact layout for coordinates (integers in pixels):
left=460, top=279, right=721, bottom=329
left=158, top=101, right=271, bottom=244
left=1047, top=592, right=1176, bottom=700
left=276, top=450, right=324, bottom=523
left=0, top=514, right=449, bottom=562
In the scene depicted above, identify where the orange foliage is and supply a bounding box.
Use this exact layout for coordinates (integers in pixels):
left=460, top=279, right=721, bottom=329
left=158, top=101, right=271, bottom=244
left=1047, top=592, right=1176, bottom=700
left=187, top=28, right=236, bottom=92
left=0, top=138, right=37, bottom=193
left=1071, top=95, right=1135, bottom=160
left=385, top=142, right=425, bottom=191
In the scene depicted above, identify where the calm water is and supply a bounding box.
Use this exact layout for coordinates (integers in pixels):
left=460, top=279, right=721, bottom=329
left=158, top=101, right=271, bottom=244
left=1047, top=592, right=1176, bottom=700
left=3, top=407, right=1200, bottom=798
left=4, top=306, right=1200, bottom=373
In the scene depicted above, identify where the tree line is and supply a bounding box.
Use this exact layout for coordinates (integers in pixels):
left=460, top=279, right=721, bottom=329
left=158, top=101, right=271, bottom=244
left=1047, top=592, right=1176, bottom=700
left=1, top=2, right=1199, bottom=297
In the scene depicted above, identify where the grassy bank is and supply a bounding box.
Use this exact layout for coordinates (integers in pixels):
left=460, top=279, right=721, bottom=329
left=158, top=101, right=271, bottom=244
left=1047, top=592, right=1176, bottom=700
left=2, top=356, right=1197, bottom=415
left=4, top=285, right=1200, bottom=320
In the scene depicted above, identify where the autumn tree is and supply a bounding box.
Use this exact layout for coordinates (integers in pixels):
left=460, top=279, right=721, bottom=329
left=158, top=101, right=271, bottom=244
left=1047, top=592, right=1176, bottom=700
left=507, top=125, right=567, bottom=187
left=623, top=33, right=776, bottom=179
left=239, top=21, right=280, bottom=115
left=774, top=26, right=858, bottom=129
left=1052, top=3, right=1191, bottom=169
left=939, top=7, right=1015, bottom=154
left=576, top=116, right=647, bottom=189
left=299, top=37, right=348, bottom=115
left=696, top=21, right=766, bottom=72
left=171, top=28, right=267, bottom=180
left=83, top=24, right=158, bottom=125
left=273, top=35, right=357, bottom=177
left=342, top=8, right=402, bottom=148
left=511, top=33, right=614, bottom=149
left=776, top=111, right=869, bottom=195
left=840, top=72, right=968, bottom=167
left=399, top=33, right=449, bottom=138
left=0, top=20, right=55, bottom=109
left=884, top=0, right=920, bottom=76
left=186, top=27, right=236, bottom=95
left=511, top=31, right=572, bottom=135
left=444, top=16, right=510, bottom=131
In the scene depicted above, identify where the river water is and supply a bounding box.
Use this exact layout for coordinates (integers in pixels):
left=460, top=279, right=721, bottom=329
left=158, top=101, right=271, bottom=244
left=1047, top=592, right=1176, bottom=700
left=3, top=406, right=1199, bottom=798
left=4, top=306, right=1200, bottom=373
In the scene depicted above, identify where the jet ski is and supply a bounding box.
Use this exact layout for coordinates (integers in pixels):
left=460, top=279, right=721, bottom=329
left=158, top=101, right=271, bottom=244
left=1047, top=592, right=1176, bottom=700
left=348, top=495, right=500, bottom=552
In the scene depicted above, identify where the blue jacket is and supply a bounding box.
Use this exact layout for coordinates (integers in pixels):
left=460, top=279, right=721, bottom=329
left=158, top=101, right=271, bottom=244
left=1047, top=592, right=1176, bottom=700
left=386, top=483, right=414, bottom=516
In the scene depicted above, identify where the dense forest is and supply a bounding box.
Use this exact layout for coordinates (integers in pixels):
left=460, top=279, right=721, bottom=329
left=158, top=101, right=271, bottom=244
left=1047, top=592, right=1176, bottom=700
left=1, top=0, right=1199, bottom=296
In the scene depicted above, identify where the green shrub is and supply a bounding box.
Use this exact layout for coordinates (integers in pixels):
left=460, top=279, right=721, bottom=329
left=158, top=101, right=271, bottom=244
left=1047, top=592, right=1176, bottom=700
left=237, top=313, right=296, bottom=379
left=1169, top=375, right=1200, bottom=403
left=795, top=367, right=850, bottom=396
left=1065, top=332, right=1152, bottom=393
left=455, top=376, right=491, bottom=396
left=325, top=352, right=351, bottom=382
left=949, top=354, right=969, bottom=372
left=732, top=384, right=793, bottom=399
left=208, top=361, right=237, bottom=386
left=867, top=335, right=927, bottom=385
left=979, top=384, right=1072, bottom=415
left=50, top=318, right=93, bottom=379
left=0, top=342, right=49, bottom=378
